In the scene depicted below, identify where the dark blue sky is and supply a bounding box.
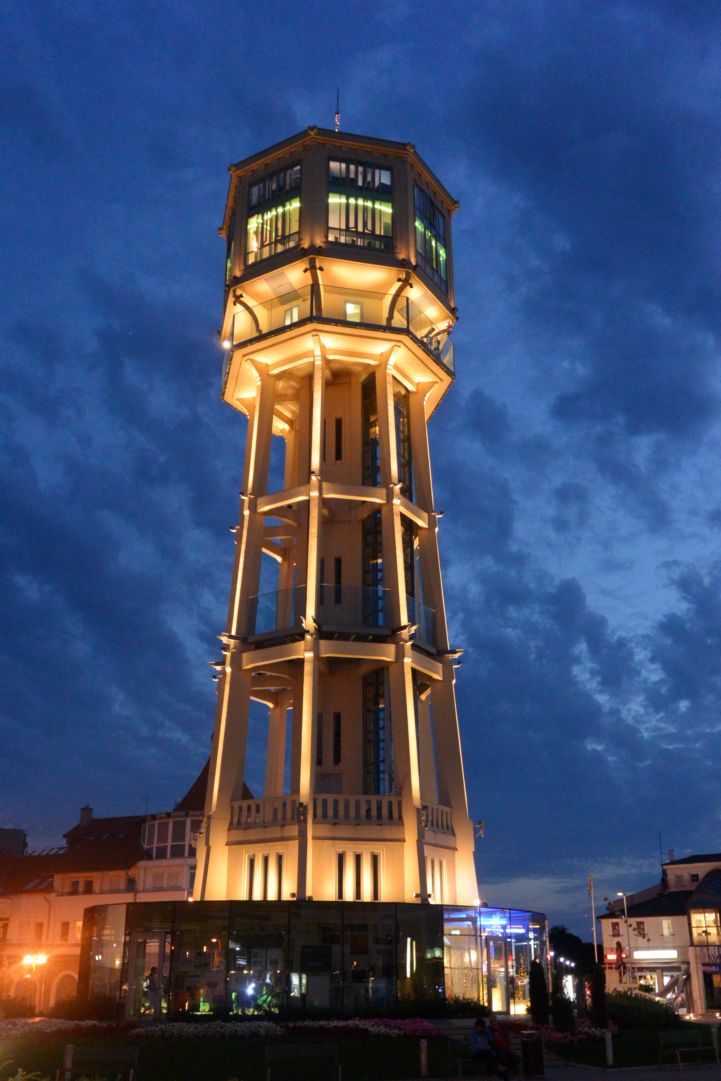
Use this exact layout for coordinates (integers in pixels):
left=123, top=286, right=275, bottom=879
left=2, top=1, right=721, bottom=936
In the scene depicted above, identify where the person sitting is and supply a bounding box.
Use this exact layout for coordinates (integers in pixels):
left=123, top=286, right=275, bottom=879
left=468, top=1017, right=496, bottom=1077
left=488, top=1014, right=519, bottom=1078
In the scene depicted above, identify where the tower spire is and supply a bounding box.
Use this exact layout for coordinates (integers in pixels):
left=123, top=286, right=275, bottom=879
left=335, top=88, right=341, bottom=132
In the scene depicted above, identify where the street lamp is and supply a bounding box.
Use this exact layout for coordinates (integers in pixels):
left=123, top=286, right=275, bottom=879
left=617, top=892, right=633, bottom=986
left=21, top=953, right=48, bottom=1013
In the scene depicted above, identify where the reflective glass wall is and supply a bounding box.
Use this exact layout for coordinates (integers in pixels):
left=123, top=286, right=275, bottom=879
left=81, top=902, right=546, bottom=1018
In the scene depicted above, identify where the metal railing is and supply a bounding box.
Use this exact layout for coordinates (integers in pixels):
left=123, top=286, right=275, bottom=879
left=406, top=595, right=438, bottom=650
left=227, top=283, right=454, bottom=374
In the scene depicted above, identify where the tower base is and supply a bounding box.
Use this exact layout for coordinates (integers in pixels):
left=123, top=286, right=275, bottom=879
left=80, top=900, right=547, bottom=1018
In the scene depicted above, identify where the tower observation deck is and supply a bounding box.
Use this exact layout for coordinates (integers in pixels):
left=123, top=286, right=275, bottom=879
left=195, top=126, right=478, bottom=907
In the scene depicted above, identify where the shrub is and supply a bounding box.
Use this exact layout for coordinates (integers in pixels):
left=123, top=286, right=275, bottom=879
left=589, top=964, right=607, bottom=1029
left=47, top=995, right=118, bottom=1021
left=529, top=960, right=549, bottom=1026
left=606, top=990, right=678, bottom=1030
left=550, top=992, right=575, bottom=1033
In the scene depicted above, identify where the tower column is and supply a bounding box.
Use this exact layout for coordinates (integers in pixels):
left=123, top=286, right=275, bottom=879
left=264, top=692, right=290, bottom=796
left=197, top=649, right=253, bottom=899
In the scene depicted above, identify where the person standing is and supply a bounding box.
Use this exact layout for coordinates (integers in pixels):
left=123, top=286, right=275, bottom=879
left=145, top=965, right=162, bottom=1018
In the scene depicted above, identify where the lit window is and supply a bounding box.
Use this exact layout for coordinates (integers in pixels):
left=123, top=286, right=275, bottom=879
left=328, top=159, right=393, bottom=251
left=414, top=185, right=448, bottom=291
left=661, top=919, right=672, bottom=937
left=345, top=301, right=362, bottom=322
left=284, top=305, right=299, bottom=325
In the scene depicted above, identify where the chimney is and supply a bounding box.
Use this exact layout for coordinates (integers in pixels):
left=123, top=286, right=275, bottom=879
left=80, top=805, right=93, bottom=826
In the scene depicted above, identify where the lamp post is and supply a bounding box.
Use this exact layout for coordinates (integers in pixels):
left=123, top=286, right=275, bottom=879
left=22, top=952, right=48, bottom=1013
left=617, top=892, right=633, bottom=986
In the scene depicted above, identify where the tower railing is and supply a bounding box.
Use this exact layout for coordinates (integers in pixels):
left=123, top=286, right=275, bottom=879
left=225, top=283, right=454, bottom=377
left=228, top=795, right=455, bottom=834
left=247, top=585, right=437, bottom=647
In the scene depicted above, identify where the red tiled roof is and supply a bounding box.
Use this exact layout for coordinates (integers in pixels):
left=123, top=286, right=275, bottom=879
left=173, top=760, right=209, bottom=812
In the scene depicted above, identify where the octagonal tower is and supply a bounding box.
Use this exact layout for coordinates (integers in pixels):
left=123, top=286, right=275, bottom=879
left=194, top=126, right=478, bottom=907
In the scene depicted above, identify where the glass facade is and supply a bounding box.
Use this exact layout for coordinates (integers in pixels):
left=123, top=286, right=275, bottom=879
left=81, top=901, right=546, bottom=1018
left=414, top=186, right=448, bottom=291
left=362, top=669, right=393, bottom=795
left=328, top=160, right=393, bottom=250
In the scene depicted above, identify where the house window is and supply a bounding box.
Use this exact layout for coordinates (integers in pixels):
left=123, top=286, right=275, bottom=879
left=328, top=160, right=392, bottom=251
left=344, top=301, right=362, bottom=323
left=414, top=185, right=448, bottom=291
left=83, top=880, right=93, bottom=895
left=635, top=921, right=646, bottom=938
left=74, top=920, right=83, bottom=942
left=662, top=919, right=673, bottom=937
left=70, top=880, right=79, bottom=895
left=170, top=817, right=187, bottom=858
left=60, top=922, right=70, bottom=943
left=691, top=873, right=700, bottom=883
left=611, top=921, right=621, bottom=938
left=674, top=874, right=686, bottom=886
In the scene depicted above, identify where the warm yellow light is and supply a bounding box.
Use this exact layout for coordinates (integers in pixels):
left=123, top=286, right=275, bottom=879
left=22, top=953, right=47, bottom=966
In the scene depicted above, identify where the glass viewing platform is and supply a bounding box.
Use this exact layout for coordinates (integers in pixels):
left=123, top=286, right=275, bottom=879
left=224, top=283, right=454, bottom=378
left=248, top=585, right=438, bottom=649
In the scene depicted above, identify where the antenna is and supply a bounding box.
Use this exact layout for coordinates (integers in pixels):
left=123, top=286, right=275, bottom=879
left=335, top=88, right=341, bottom=132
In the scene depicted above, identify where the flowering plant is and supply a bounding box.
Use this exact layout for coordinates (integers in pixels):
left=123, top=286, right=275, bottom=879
left=130, top=1020, right=283, bottom=1038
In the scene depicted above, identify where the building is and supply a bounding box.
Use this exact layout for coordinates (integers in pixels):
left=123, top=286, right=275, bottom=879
left=599, top=852, right=721, bottom=1017
left=196, top=124, right=477, bottom=908
left=0, top=771, right=204, bottom=1012
left=80, top=125, right=547, bottom=1018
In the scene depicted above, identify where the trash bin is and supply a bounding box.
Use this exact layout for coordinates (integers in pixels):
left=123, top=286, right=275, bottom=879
left=520, top=1030, right=544, bottom=1078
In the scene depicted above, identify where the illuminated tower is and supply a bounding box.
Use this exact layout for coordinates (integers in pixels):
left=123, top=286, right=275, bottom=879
left=195, top=127, right=478, bottom=907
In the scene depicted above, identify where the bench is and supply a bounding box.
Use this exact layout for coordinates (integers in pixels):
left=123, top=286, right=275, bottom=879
left=265, top=1042, right=340, bottom=1081
left=658, top=1027, right=720, bottom=1068
left=58, top=1043, right=139, bottom=1081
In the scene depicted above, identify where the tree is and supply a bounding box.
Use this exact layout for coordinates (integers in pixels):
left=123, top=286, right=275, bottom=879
left=529, top=958, right=549, bottom=1026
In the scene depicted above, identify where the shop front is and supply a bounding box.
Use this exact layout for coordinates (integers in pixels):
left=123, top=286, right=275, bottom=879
left=79, top=901, right=547, bottom=1018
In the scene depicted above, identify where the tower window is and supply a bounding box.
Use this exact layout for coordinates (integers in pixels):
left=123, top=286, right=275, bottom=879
left=361, top=374, right=380, bottom=487
left=262, top=853, right=269, bottom=901
left=344, top=301, right=362, bottom=322
left=414, top=185, right=448, bottom=291
left=334, top=557, right=342, bottom=605
left=354, top=852, right=362, bottom=901
left=394, top=381, right=413, bottom=500
left=337, top=852, right=345, bottom=900
left=371, top=853, right=380, bottom=901
left=284, top=304, right=299, bottom=325
left=317, top=709, right=326, bottom=769
left=363, top=669, right=393, bottom=794
left=334, top=418, right=343, bottom=461
left=276, top=853, right=283, bottom=900
left=328, top=160, right=393, bottom=250
left=246, top=163, right=302, bottom=266
left=333, top=712, right=342, bottom=765
left=247, top=855, right=256, bottom=900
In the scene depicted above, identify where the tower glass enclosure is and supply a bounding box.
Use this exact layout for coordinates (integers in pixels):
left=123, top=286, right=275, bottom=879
left=196, top=127, right=478, bottom=909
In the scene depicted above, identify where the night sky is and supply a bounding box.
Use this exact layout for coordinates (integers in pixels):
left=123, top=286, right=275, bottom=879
left=2, top=1, right=721, bottom=938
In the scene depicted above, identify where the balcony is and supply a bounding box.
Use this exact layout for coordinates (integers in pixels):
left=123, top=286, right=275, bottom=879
left=229, top=795, right=454, bottom=835
left=225, top=282, right=454, bottom=376
left=247, top=585, right=438, bottom=648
